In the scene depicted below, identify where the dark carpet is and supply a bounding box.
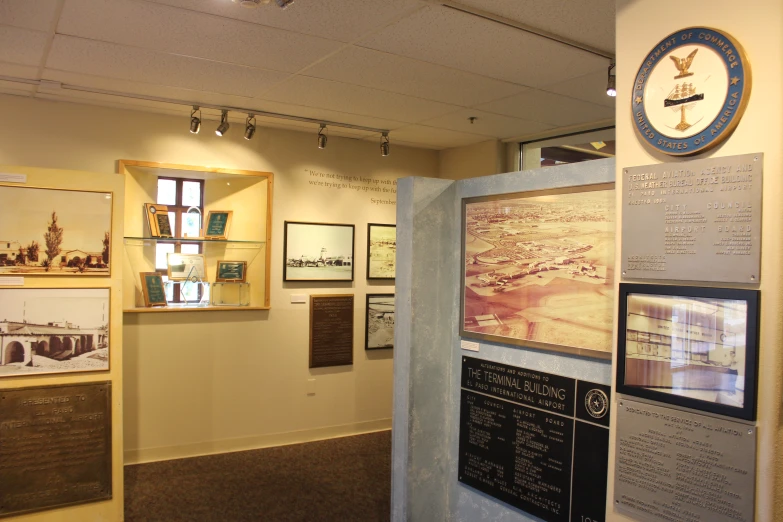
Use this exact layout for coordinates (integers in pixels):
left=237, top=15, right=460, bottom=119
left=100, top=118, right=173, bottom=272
left=124, top=430, right=392, bottom=522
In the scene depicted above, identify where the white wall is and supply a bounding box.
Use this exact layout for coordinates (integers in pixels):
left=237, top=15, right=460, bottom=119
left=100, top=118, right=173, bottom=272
left=439, top=139, right=505, bottom=180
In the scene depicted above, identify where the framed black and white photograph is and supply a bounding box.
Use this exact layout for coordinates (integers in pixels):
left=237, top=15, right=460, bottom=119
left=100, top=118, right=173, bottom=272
left=367, top=224, right=396, bottom=280
left=0, top=288, right=110, bottom=377
left=365, top=294, right=394, bottom=350
left=284, top=221, right=355, bottom=282
left=617, top=283, right=759, bottom=421
left=0, top=185, right=112, bottom=275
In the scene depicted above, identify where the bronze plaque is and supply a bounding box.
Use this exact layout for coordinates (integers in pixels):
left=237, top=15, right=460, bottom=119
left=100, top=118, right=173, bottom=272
left=310, top=295, right=354, bottom=368
left=622, top=153, right=762, bottom=283
left=0, top=382, right=112, bottom=517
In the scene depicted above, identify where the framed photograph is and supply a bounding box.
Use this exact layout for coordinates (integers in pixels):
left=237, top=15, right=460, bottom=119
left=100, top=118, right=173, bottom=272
left=460, top=183, right=615, bottom=357
left=205, top=210, right=233, bottom=239
left=166, top=253, right=206, bottom=282
left=367, top=224, right=396, bottom=280
left=0, top=185, right=112, bottom=276
left=145, top=203, right=172, bottom=238
left=140, top=272, right=167, bottom=307
left=284, top=221, right=355, bottom=282
left=0, top=288, right=110, bottom=377
left=366, top=294, right=394, bottom=350
left=617, top=283, right=759, bottom=421
left=216, top=260, right=247, bottom=283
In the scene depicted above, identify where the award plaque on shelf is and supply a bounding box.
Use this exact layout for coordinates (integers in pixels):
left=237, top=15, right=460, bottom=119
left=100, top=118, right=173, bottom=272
left=144, top=203, right=172, bottom=238
left=216, top=260, right=247, bottom=282
left=140, top=272, right=167, bottom=307
left=166, top=253, right=206, bottom=282
left=205, top=210, right=232, bottom=239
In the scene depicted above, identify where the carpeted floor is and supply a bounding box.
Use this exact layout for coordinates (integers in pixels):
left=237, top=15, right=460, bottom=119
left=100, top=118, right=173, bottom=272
left=124, top=430, right=392, bottom=522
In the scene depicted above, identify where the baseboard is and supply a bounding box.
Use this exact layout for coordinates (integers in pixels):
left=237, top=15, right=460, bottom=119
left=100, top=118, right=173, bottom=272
left=124, top=418, right=392, bottom=465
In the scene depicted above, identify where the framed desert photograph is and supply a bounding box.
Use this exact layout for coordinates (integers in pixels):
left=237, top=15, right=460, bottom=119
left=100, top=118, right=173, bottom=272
left=617, top=284, right=759, bottom=421
left=167, top=253, right=206, bottom=282
left=205, top=210, right=233, bottom=239
left=284, top=221, right=355, bottom=282
left=460, top=183, right=615, bottom=357
left=0, top=288, right=110, bottom=377
left=140, top=272, right=167, bottom=307
left=0, top=185, right=112, bottom=276
left=365, top=294, right=395, bottom=350
left=367, top=224, right=396, bottom=280
left=216, top=260, right=247, bottom=283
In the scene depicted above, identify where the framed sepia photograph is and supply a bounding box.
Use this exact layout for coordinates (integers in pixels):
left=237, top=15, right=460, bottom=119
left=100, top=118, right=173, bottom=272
left=284, top=221, right=355, bottom=282
left=215, top=260, right=247, bottom=283
left=0, top=288, right=110, bottom=377
left=367, top=224, right=396, bottom=280
left=140, top=272, right=167, bottom=307
left=460, top=183, right=615, bottom=357
left=205, top=210, right=233, bottom=239
left=366, top=294, right=394, bottom=350
left=145, top=203, right=172, bottom=238
left=617, top=284, right=759, bottom=421
left=166, top=253, right=206, bottom=282
left=0, top=185, right=112, bottom=276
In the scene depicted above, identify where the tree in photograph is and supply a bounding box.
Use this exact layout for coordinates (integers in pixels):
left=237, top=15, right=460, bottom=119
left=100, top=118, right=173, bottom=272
left=16, top=245, right=25, bottom=265
left=26, top=241, right=39, bottom=263
left=44, top=211, right=63, bottom=271
left=102, top=231, right=110, bottom=264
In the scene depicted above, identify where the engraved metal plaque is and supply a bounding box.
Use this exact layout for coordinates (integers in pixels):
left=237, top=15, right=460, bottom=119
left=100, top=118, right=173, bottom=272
left=614, top=399, right=755, bottom=522
left=309, top=294, right=354, bottom=368
left=0, top=382, right=112, bottom=518
left=622, top=153, right=762, bottom=283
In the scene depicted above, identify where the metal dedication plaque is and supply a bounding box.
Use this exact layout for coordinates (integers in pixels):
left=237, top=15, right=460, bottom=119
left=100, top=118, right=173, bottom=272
left=0, top=382, right=112, bottom=517
left=309, top=294, right=354, bottom=368
left=614, top=399, right=756, bottom=522
left=622, top=153, right=762, bottom=283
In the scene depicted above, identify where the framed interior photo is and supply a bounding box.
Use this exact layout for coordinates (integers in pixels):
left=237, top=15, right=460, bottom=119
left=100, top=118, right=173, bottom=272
left=0, top=288, right=110, bottom=377
left=215, top=260, right=247, bottom=283
left=166, top=253, right=206, bottom=282
left=145, top=203, right=172, bottom=238
left=366, top=294, right=394, bottom=350
left=140, top=272, right=167, bottom=307
left=0, top=185, right=112, bottom=276
left=460, top=183, right=615, bottom=358
left=284, top=221, right=355, bottom=282
left=617, top=283, right=759, bottom=421
left=205, top=210, right=233, bottom=239
left=367, top=223, right=396, bottom=280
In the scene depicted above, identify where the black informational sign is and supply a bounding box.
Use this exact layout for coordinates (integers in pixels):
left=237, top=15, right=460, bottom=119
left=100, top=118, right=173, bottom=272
left=459, top=357, right=611, bottom=522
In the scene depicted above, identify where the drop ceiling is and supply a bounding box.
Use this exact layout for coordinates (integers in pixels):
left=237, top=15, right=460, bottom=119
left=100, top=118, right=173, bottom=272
left=0, top=0, right=615, bottom=150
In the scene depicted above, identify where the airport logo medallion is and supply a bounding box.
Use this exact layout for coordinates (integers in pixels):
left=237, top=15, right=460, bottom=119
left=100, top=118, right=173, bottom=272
left=585, top=388, right=609, bottom=419
left=632, top=27, right=750, bottom=156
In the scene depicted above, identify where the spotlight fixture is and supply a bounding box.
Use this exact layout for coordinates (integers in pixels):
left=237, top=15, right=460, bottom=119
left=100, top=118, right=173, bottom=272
left=216, top=110, right=230, bottom=136
left=275, top=0, right=295, bottom=8
left=380, top=132, right=390, bottom=157
left=244, top=114, right=256, bottom=140
left=606, top=63, right=617, bottom=97
left=189, top=106, right=202, bottom=134
left=317, top=124, right=327, bottom=149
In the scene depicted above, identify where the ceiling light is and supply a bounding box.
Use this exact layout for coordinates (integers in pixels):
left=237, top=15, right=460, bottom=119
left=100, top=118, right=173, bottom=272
left=317, top=124, right=327, bottom=149
left=380, top=132, right=390, bottom=157
left=232, top=0, right=266, bottom=8
left=275, top=0, right=295, bottom=8
left=244, top=114, right=256, bottom=140
left=216, top=110, right=230, bottom=136
left=189, top=106, right=201, bottom=134
left=606, top=63, right=617, bottom=97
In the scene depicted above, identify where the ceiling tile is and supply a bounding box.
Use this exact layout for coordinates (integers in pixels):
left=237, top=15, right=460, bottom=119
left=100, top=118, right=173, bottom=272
left=541, top=69, right=616, bottom=108
left=0, top=81, right=34, bottom=96
left=45, top=35, right=291, bottom=98
left=358, top=6, right=608, bottom=88
left=0, top=26, right=49, bottom=66
left=386, top=125, right=489, bottom=149
left=0, top=61, right=40, bottom=79
left=419, top=109, right=554, bottom=139
left=57, top=0, right=344, bottom=74
left=145, top=0, right=424, bottom=43
left=261, top=75, right=462, bottom=124
left=302, top=45, right=525, bottom=107
left=0, top=0, right=60, bottom=32
left=475, top=89, right=614, bottom=127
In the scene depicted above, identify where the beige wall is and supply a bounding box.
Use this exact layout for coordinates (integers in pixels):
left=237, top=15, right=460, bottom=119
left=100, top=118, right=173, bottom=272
left=0, top=94, right=439, bottom=466
left=611, top=2, right=783, bottom=521
left=439, top=139, right=506, bottom=180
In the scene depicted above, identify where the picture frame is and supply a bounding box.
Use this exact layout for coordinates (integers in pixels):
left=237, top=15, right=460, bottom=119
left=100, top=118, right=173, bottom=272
left=283, top=221, right=355, bottom=282
left=460, top=183, right=615, bottom=358
left=144, top=203, right=172, bottom=238
left=0, top=184, right=113, bottom=276
left=616, top=283, right=760, bottom=421
left=365, top=293, right=395, bottom=350
left=367, top=223, right=396, bottom=280
left=0, top=287, right=111, bottom=377
left=204, top=210, right=233, bottom=239
left=166, top=253, right=207, bottom=282
left=215, top=260, right=247, bottom=283
left=140, top=272, right=167, bottom=307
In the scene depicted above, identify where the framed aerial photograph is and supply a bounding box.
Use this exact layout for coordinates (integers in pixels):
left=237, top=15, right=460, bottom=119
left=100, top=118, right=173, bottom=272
left=284, top=221, right=355, bottom=282
left=216, top=260, right=247, bottom=283
left=366, top=294, right=394, bottom=350
left=617, top=283, right=759, bottom=421
left=144, top=203, right=172, bottom=238
left=166, top=253, right=206, bottom=282
left=367, top=224, right=396, bottom=280
left=460, top=183, right=615, bottom=357
left=0, top=288, right=110, bottom=377
left=140, top=272, right=167, bottom=307
left=205, top=210, right=233, bottom=239
left=0, top=185, right=112, bottom=276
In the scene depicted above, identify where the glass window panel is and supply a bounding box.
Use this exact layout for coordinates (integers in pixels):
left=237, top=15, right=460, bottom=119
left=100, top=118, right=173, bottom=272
left=182, top=181, right=201, bottom=207
left=181, top=244, right=200, bottom=255
left=181, top=281, right=200, bottom=302
left=162, top=276, right=174, bottom=302
left=157, top=179, right=176, bottom=205
left=181, top=212, right=201, bottom=238
left=156, top=243, right=175, bottom=270
left=167, top=212, right=177, bottom=236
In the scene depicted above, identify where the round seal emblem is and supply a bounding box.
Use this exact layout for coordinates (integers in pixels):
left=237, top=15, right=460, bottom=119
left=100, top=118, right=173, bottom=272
left=632, top=27, right=751, bottom=156
left=585, top=389, right=609, bottom=419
